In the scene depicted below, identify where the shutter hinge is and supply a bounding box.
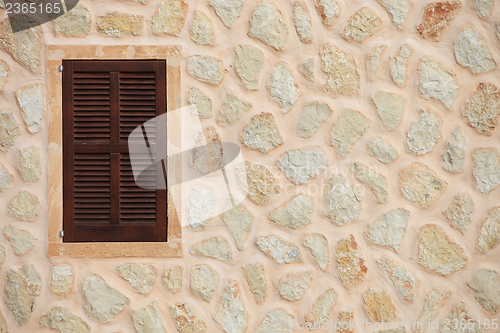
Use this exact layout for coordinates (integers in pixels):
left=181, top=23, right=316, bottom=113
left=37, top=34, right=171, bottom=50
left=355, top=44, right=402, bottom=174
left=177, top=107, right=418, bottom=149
left=59, top=231, right=64, bottom=238
left=58, top=65, right=63, bottom=72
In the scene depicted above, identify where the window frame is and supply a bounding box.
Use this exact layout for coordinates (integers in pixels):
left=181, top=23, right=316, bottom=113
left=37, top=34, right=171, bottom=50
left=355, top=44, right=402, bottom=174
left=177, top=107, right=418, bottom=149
left=47, top=45, right=182, bottom=257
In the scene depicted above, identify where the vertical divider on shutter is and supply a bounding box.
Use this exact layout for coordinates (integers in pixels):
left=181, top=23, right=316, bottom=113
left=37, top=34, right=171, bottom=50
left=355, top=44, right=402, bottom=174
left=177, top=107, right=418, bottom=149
left=110, top=72, right=120, bottom=225
left=155, top=60, right=167, bottom=241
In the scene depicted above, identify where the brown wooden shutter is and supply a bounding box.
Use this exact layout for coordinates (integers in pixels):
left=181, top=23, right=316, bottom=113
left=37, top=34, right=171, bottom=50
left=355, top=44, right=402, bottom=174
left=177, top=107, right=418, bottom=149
left=62, top=60, right=167, bottom=242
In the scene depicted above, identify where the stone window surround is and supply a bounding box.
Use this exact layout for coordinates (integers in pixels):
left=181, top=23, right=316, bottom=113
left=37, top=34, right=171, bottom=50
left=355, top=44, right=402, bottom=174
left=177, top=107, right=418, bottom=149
left=47, top=44, right=182, bottom=257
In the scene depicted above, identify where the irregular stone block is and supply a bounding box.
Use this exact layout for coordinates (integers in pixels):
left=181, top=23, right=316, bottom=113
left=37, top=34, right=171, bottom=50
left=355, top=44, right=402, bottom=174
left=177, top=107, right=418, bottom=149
left=278, top=271, right=312, bottom=301
left=241, top=113, right=282, bottom=153
left=330, top=109, right=369, bottom=158
left=269, top=64, right=298, bottom=113
left=343, top=8, right=381, bottom=42
left=399, top=163, right=446, bottom=208
left=367, top=208, right=409, bottom=252
left=0, top=163, right=13, bottom=192
left=464, top=82, right=500, bottom=136
left=374, top=91, right=405, bottom=131
left=324, top=175, right=362, bottom=225
left=377, top=0, right=411, bottom=29
left=0, top=110, right=20, bottom=152
left=415, top=288, right=450, bottom=333
left=368, top=138, right=399, bottom=164
left=471, top=0, right=493, bottom=18
left=0, top=60, right=8, bottom=89
left=417, top=1, right=461, bottom=41
left=40, top=307, right=90, bottom=333
left=367, top=45, right=386, bottom=79
left=298, top=58, right=315, bottom=81
left=314, top=0, right=340, bottom=27
left=116, top=263, right=157, bottom=294
left=243, top=262, right=267, bottom=303
left=277, top=147, right=327, bottom=184
left=468, top=269, right=500, bottom=314
left=4, top=226, right=36, bottom=255
left=294, top=1, right=313, bottom=43
left=218, top=93, right=252, bottom=126
left=297, top=102, right=332, bottom=138
left=15, top=84, right=44, bottom=134
left=236, top=162, right=280, bottom=204
left=97, top=12, right=143, bottom=37
left=304, top=289, right=337, bottom=325
left=256, top=235, right=302, bottom=264
left=440, top=302, right=484, bottom=333
left=18, top=146, right=41, bottom=183
left=51, top=264, right=73, bottom=295
left=151, top=0, right=188, bottom=35
left=5, top=265, right=41, bottom=325
left=303, top=234, right=329, bottom=271
left=188, top=185, right=216, bottom=230
left=51, top=5, right=91, bottom=36
left=269, top=195, right=313, bottom=230
left=473, top=148, right=500, bottom=195
left=337, top=312, right=355, bottom=333
left=190, top=126, right=224, bottom=176
left=187, top=56, right=224, bottom=85
left=163, top=266, right=182, bottom=293
left=214, top=281, right=247, bottom=333
left=444, top=193, right=474, bottom=233
left=190, top=237, right=232, bottom=262
left=336, top=236, right=367, bottom=289
left=223, top=200, right=253, bottom=250
left=235, top=45, right=264, bottom=91
left=352, top=162, right=388, bottom=203
left=363, top=289, right=397, bottom=322
left=190, top=264, right=218, bottom=302
left=210, top=0, right=243, bottom=28
left=248, top=2, right=288, bottom=50
left=188, top=87, right=212, bottom=118
left=169, top=303, right=207, bottom=333
left=454, top=23, right=496, bottom=73
left=441, top=126, right=467, bottom=173
left=391, top=44, right=413, bottom=86
left=477, top=207, right=500, bottom=252
left=133, top=302, right=166, bottom=333
left=8, top=191, right=41, bottom=221
left=190, top=11, right=215, bottom=46
left=321, top=44, right=359, bottom=96
left=377, top=256, right=418, bottom=302
left=418, top=56, right=459, bottom=109
left=256, top=309, right=295, bottom=333
left=407, top=110, right=443, bottom=155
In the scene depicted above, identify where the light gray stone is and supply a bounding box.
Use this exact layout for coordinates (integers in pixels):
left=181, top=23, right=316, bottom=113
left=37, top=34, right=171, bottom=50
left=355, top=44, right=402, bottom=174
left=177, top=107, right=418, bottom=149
left=277, top=147, right=327, bottom=184
left=163, top=266, right=182, bottom=293
left=298, top=58, right=315, bottom=82
left=314, top=0, right=340, bottom=27
left=190, top=126, right=224, bottom=176
left=477, top=207, right=500, bottom=252
left=391, top=44, right=413, bottom=86
left=15, top=84, right=44, bottom=134
left=416, top=288, right=450, bottom=333
left=256, top=235, right=302, bottom=264
left=0, top=110, right=20, bottom=152
left=417, top=1, right=461, bottom=41
left=223, top=200, right=253, bottom=250
left=377, top=0, right=410, bottom=29
left=471, top=0, right=493, bottom=18
left=190, top=264, right=218, bottom=302
left=18, top=146, right=41, bottom=183
left=399, top=163, right=447, bottom=208
left=269, top=195, right=313, bottom=230
left=324, top=175, right=362, bottom=225
left=352, top=162, right=388, bottom=203
left=188, top=87, right=212, bottom=118
left=469, top=269, right=500, bottom=314
left=243, top=263, right=267, bottom=303
left=473, top=148, right=500, bottom=195
left=169, top=303, right=206, bottom=333
left=116, top=263, right=157, bottom=294
left=5, top=265, right=41, bottom=325
left=214, top=281, right=247, bottom=333
left=363, top=289, right=397, bottom=322
left=407, top=110, right=443, bottom=155
left=151, top=0, right=188, bottom=35
left=188, top=185, right=216, bottom=230
left=236, top=162, right=280, bottom=204
left=294, top=1, right=313, bottom=43
left=418, top=56, right=459, bottom=109
left=444, top=193, right=474, bottom=233
left=330, top=109, right=369, bottom=158
left=269, top=64, right=298, bottom=113
left=377, top=256, right=418, bottom=302
left=187, top=56, right=224, bottom=85
left=322, top=44, right=359, bottom=96
left=374, top=91, right=405, bottom=131
left=210, top=0, right=243, bottom=28
left=0, top=246, right=5, bottom=269
left=248, top=2, right=288, bottom=50
left=454, top=23, right=495, bottom=73
left=4, top=226, right=36, bottom=256
left=441, top=126, right=467, bottom=172
left=278, top=271, right=312, bottom=301
left=51, top=5, right=91, bottom=36
left=82, top=273, right=129, bottom=323
left=190, top=237, right=232, bottom=262
left=132, top=302, right=165, bottom=333
left=97, top=12, right=143, bottom=37
left=235, top=45, right=264, bottom=91
left=190, top=11, right=215, bottom=46
left=343, top=8, right=381, bottom=42
left=336, top=236, right=367, bottom=289
left=256, top=309, right=295, bottom=333
left=304, top=289, right=337, bottom=325
left=51, top=264, right=73, bottom=295
left=440, top=302, right=485, bottom=333
left=8, top=191, right=41, bottom=221
left=366, top=208, right=409, bottom=252
left=464, top=83, right=500, bottom=136
left=40, top=307, right=90, bottom=333
left=297, top=102, right=332, bottom=138
left=367, top=45, right=386, bottom=79
left=0, top=163, right=13, bottom=192
left=303, top=234, right=329, bottom=271
left=241, top=113, right=283, bottom=153
left=368, top=138, right=398, bottom=164
left=0, top=60, right=8, bottom=89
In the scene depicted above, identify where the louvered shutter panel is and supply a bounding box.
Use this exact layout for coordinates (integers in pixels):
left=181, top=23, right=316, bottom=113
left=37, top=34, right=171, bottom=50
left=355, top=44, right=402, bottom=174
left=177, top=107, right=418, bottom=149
left=63, top=60, right=167, bottom=242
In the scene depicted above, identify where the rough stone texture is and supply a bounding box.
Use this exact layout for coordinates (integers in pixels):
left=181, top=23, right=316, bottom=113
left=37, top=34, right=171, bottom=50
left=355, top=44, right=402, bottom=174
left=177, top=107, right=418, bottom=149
left=214, top=281, right=247, bottom=333
left=0, top=60, right=8, bottom=90
left=97, top=12, right=143, bottom=37
left=367, top=45, right=386, bottom=79
left=4, top=226, right=36, bottom=256
left=219, top=94, right=251, bottom=126
left=188, top=185, right=216, bottom=230
left=151, top=0, right=188, bottom=35
left=15, top=84, right=44, bottom=134
left=0, top=163, right=13, bottom=192
left=278, top=271, right=313, bottom=301
left=0, top=246, right=4, bottom=269
left=40, top=307, right=90, bottom=333
left=269, top=64, right=298, bottom=113
left=269, top=195, right=312, bottom=230
left=294, top=1, right=313, bottom=43
left=368, top=138, right=399, bottom=164
left=444, top=193, right=474, bottom=233
left=304, top=289, right=337, bottom=325
left=417, top=2, right=461, bottom=41
left=471, top=0, right=493, bottom=18
left=163, top=266, right=182, bottom=293
left=366, top=208, right=410, bottom=252
left=190, top=11, right=215, bottom=46
left=190, top=126, right=224, bottom=176
left=298, top=58, right=315, bottom=82
left=18, top=146, right=41, bottom=183
left=399, top=163, right=447, bottom=208
left=464, top=83, right=500, bottom=136
left=210, top=0, right=243, bottom=28
left=51, top=264, right=73, bottom=295
left=8, top=191, right=41, bottom=221
left=82, top=273, right=129, bottom=324
left=330, top=109, right=369, bottom=158
left=297, top=102, right=332, bottom=138
left=241, top=113, right=282, bottom=153
left=190, top=264, right=218, bottom=302
left=324, top=175, right=362, bottom=225
left=256, top=309, right=295, bottom=333
left=336, top=236, right=367, bottom=289
left=363, top=289, right=397, bottom=322
left=235, top=45, right=264, bottom=91
left=277, top=148, right=327, bottom=185
left=473, top=148, right=500, bottom=195
left=248, top=2, right=288, bottom=51
left=236, top=162, right=280, bottom=205
left=188, top=87, right=212, bottom=118
left=132, top=302, right=165, bottom=333
left=418, top=56, right=459, bottom=109
left=116, top=263, right=156, bottom=294
left=337, top=312, right=355, bottom=333
left=0, top=16, right=42, bottom=71
left=418, top=224, right=467, bottom=275
left=51, top=5, right=91, bottom=36
left=477, top=207, right=500, bottom=252
left=0, top=110, right=20, bottom=152
left=391, top=44, right=413, bottom=86
left=190, top=237, right=232, bottom=262
left=468, top=269, right=500, bottom=314
left=454, top=23, right=495, bottom=73
left=314, top=0, right=340, bottom=27
left=321, top=44, right=360, bottom=96
left=303, top=234, right=329, bottom=271
left=374, top=91, right=405, bottom=131
left=243, top=263, right=267, bottom=303
left=440, top=302, right=485, bottom=333
left=352, top=162, right=388, bottom=203
left=256, top=235, right=302, bottom=264
left=377, top=0, right=410, bottom=29
left=407, top=110, right=443, bottom=155
left=169, top=303, right=206, bottom=333
left=416, top=288, right=450, bottom=333
left=5, top=265, right=41, bottom=325
left=343, top=8, right=381, bottom=42
left=223, top=201, right=253, bottom=250
left=187, top=56, right=224, bottom=85
left=441, top=126, right=467, bottom=173
left=377, top=256, right=418, bottom=302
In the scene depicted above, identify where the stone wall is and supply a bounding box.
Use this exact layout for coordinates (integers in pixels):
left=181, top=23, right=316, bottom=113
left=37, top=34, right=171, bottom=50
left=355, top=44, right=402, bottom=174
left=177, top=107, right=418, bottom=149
left=0, top=0, right=499, bottom=332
